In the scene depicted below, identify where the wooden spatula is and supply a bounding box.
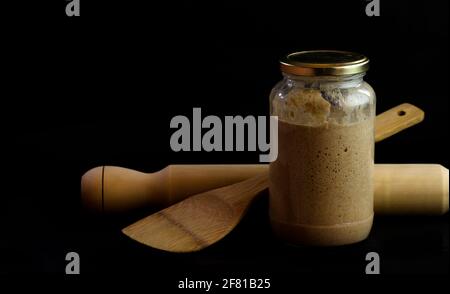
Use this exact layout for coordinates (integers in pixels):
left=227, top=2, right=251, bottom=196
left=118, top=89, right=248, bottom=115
left=122, top=103, right=425, bottom=252
left=123, top=172, right=268, bottom=252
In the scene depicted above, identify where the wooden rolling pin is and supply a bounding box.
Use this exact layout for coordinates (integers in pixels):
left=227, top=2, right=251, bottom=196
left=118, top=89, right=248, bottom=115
left=82, top=164, right=448, bottom=215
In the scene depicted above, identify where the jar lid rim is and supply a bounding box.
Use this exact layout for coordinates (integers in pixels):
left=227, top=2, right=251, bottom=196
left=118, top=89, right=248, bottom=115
left=280, top=50, right=370, bottom=76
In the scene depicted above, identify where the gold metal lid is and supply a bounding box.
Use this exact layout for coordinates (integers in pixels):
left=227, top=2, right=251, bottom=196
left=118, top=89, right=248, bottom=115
left=280, top=50, right=369, bottom=76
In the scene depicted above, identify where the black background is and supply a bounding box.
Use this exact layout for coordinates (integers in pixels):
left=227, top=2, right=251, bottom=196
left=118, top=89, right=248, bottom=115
left=2, top=0, right=449, bottom=288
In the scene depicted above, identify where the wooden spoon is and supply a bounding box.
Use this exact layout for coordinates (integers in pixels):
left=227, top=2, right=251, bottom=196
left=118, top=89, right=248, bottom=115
left=122, top=103, right=425, bottom=252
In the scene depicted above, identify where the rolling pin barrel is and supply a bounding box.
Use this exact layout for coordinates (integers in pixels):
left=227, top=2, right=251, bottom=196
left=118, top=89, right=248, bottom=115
left=81, top=164, right=449, bottom=215
left=374, top=164, right=449, bottom=215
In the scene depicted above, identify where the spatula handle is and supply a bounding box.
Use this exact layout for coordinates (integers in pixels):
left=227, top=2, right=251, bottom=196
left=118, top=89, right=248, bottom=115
left=375, top=103, right=424, bottom=142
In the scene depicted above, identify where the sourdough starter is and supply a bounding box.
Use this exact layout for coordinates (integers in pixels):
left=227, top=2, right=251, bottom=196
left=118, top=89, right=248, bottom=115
left=269, top=89, right=374, bottom=246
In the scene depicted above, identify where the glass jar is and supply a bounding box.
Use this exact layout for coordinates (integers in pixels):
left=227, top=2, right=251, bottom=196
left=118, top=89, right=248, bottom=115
left=269, top=50, right=376, bottom=246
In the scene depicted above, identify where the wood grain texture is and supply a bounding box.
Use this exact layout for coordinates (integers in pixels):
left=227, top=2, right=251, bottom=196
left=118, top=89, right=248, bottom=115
left=375, top=103, right=424, bottom=142
left=122, top=172, right=268, bottom=252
